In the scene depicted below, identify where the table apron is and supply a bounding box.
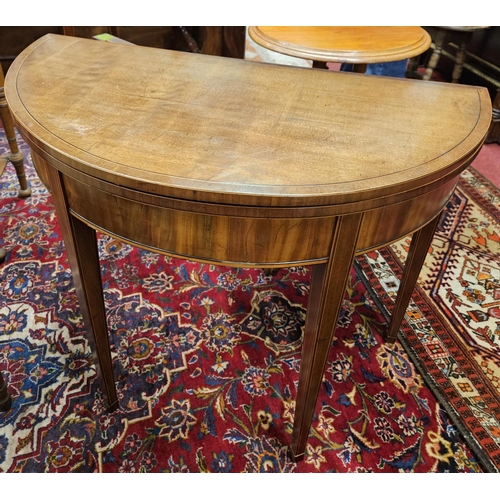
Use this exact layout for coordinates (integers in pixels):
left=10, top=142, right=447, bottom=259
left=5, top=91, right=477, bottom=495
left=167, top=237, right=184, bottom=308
left=39, top=161, right=460, bottom=267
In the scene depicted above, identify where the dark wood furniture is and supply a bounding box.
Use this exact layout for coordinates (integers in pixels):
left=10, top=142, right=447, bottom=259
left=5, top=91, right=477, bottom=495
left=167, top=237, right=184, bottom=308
left=5, top=34, right=491, bottom=458
left=422, top=26, right=489, bottom=83
left=487, top=90, right=500, bottom=143
left=0, top=27, right=245, bottom=76
left=248, top=26, right=431, bottom=73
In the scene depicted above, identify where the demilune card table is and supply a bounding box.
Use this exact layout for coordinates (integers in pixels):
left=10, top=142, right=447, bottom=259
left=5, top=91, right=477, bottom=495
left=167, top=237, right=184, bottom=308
left=5, top=34, right=491, bottom=460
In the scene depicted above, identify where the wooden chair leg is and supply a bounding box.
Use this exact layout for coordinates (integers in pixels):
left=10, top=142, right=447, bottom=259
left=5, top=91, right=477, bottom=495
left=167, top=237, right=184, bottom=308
left=422, top=29, right=447, bottom=81
left=290, top=213, right=363, bottom=460
left=451, top=38, right=468, bottom=83
left=384, top=213, right=441, bottom=343
left=405, top=56, right=419, bottom=78
left=0, top=371, right=12, bottom=412
left=0, top=67, right=31, bottom=198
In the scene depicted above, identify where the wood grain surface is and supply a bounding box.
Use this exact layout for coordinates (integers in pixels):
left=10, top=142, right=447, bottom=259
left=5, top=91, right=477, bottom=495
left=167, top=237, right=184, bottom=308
left=6, top=34, right=488, bottom=207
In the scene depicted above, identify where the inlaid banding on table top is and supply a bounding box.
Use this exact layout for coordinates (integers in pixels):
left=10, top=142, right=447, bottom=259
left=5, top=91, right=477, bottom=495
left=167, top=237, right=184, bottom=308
left=249, top=26, right=432, bottom=64
left=31, top=140, right=484, bottom=218
left=6, top=34, right=490, bottom=207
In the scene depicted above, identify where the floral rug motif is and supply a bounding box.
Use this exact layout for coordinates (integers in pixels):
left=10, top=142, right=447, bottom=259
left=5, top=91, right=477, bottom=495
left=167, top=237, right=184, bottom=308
left=0, top=132, right=486, bottom=472
left=356, top=168, right=500, bottom=473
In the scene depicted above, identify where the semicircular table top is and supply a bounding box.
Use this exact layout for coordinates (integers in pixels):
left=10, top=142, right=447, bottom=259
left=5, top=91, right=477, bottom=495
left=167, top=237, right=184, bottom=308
left=5, top=34, right=487, bottom=211
left=249, top=26, right=432, bottom=64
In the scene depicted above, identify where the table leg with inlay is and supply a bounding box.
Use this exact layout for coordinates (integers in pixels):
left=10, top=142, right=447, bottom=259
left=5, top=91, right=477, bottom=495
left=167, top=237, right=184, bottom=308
left=44, top=161, right=119, bottom=411
left=291, top=213, right=364, bottom=460
left=384, top=213, right=442, bottom=344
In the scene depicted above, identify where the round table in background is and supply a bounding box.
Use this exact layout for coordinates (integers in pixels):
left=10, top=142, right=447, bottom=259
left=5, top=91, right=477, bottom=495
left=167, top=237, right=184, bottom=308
left=249, top=26, right=432, bottom=72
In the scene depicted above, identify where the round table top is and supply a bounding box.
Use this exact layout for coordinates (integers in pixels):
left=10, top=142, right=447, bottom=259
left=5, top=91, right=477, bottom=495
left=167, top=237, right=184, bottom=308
left=249, top=26, right=432, bottom=64
left=6, top=34, right=490, bottom=210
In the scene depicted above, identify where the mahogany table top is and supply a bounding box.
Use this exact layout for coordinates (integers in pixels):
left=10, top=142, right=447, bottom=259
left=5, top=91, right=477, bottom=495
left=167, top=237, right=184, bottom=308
left=6, top=34, right=489, bottom=210
left=249, top=26, right=432, bottom=64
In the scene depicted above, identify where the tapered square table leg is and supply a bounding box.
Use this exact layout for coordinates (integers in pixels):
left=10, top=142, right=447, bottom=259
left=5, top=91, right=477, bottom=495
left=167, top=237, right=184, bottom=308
left=44, top=163, right=118, bottom=411
left=384, top=213, right=441, bottom=344
left=290, top=213, right=364, bottom=460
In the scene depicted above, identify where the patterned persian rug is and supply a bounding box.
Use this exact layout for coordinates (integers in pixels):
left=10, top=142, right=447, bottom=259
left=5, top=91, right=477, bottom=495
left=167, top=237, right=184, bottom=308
left=0, top=131, right=491, bottom=473
left=355, top=168, right=500, bottom=473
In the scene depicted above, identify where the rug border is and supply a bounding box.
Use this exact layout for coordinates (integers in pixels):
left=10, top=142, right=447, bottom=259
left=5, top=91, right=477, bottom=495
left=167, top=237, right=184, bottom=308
left=354, top=258, right=497, bottom=473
